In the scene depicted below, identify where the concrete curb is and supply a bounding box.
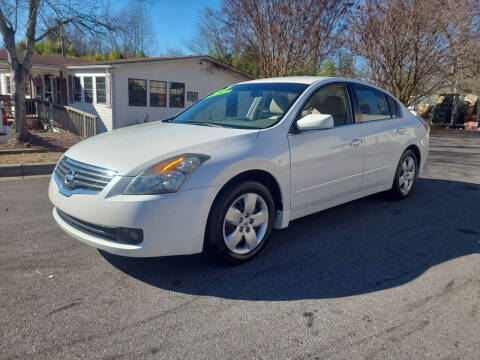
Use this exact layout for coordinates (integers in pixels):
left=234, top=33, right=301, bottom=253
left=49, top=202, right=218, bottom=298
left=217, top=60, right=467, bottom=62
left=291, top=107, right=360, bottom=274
left=0, top=148, right=54, bottom=155
left=0, top=163, right=56, bottom=178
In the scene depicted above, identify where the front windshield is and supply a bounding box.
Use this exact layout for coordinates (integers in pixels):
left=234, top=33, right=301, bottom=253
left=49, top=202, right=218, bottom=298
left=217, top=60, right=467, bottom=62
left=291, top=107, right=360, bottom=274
left=172, top=83, right=308, bottom=129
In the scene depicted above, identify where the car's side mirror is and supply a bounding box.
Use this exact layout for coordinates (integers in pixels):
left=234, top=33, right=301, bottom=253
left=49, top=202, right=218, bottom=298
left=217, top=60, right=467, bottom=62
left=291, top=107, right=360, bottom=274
left=296, top=113, right=334, bottom=131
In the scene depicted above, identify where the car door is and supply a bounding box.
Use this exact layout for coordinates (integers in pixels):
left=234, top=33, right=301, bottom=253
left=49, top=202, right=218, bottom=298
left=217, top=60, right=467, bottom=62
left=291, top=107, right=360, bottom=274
left=288, top=83, right=364, bottom=212
left=350, top=84, right=408, bottom=189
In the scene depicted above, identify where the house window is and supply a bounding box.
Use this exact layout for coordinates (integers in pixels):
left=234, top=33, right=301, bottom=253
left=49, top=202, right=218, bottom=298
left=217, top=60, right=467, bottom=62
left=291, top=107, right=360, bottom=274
left=44, top=75, right=52, bottom=102
left=169, top=82, right=185, bottom=108
left=73, top=76, right=82, bottom=102
left=150, top=80, right=166, bottom=107
left=96, top=77, right=106, bottom=104
left=5, top=76, right=11, bottom=94
left=34, top=76, right=43, bottom=99
left=83, top=77, right=93, bottom=103
left=25, top=80, right=31, bottom=97
left=128, top=78, right=147, bottom=106
left=55, top=77, right=61, bottom=104
left=187, top=91, right=198, bottom=103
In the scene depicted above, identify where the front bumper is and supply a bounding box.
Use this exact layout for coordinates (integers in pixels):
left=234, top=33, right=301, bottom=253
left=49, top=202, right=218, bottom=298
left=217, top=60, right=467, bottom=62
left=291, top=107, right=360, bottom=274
left=49, top=176, right=220, bottom=257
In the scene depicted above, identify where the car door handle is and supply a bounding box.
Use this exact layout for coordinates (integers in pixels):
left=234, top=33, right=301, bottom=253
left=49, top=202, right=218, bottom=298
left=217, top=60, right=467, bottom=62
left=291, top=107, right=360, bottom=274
left=397, top=127, right=406, bottom=135
left=350, top=138, right=363, bottom=147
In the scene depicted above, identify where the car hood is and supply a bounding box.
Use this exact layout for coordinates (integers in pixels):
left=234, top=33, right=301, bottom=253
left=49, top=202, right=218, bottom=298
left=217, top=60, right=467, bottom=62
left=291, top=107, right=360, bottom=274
left=65, top=122, right=259, bottom=176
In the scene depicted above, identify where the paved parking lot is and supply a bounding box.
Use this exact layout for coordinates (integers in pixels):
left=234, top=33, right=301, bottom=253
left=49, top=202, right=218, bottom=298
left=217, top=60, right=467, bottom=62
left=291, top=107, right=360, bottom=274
left=1, top=133, right=479, bottom=360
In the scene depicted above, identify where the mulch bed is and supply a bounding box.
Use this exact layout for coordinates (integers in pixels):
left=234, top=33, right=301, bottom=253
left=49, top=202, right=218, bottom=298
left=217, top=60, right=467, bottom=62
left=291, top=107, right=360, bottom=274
left=0, top=130, right=83, bottom=152
left=0, top=130, right=83, bottom=164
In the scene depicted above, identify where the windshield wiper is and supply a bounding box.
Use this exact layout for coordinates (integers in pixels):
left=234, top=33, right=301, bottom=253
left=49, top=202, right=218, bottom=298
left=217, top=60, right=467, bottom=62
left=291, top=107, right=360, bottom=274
left=183, top=121, right=225, bottom=128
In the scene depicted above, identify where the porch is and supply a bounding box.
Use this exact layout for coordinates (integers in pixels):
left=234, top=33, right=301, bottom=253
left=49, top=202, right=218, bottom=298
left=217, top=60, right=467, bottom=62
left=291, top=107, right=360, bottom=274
left=0, top=95, right=98, bottom=138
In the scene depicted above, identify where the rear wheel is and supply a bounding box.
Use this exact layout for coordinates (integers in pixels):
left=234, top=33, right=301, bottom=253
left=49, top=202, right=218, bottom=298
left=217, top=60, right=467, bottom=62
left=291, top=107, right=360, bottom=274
left=205, top=181, right=275, bottom=264
left=390, top=149, right=418, bottom=199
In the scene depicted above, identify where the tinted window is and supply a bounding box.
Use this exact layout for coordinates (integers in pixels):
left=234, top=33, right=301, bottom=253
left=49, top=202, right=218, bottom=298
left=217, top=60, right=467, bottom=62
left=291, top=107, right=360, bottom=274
left=353, top=85, right=391, bottom=122
left=298, top=84, right=352, bottom=126
left=128, top=78, right=147, bottom=106
left=387, top=95, right=399, bottom=118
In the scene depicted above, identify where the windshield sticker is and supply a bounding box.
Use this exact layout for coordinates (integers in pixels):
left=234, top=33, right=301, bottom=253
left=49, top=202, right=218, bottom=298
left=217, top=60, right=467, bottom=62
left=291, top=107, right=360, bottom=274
left=205, top=85, right=234, bottom=98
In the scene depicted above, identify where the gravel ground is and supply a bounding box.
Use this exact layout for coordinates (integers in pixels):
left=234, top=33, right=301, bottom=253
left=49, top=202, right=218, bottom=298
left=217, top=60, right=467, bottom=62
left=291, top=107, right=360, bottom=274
left=0, top=133, right=479, bottom=360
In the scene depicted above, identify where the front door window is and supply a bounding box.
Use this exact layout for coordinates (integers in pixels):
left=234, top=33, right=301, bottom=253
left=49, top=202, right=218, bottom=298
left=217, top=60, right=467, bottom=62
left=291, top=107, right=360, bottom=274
left=298, top=84, right=352, bottom=126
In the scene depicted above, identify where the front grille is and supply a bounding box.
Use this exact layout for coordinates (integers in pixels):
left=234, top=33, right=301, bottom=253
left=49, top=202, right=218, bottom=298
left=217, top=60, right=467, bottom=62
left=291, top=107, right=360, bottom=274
left=54, top=156, right=117, bottom=195
left=56, top=209, right=143, bottom=245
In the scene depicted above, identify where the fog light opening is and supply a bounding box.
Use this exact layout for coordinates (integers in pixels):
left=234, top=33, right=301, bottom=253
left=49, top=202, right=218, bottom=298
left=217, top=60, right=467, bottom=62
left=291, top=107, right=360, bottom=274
left=117, top=227, right=143, bottom=245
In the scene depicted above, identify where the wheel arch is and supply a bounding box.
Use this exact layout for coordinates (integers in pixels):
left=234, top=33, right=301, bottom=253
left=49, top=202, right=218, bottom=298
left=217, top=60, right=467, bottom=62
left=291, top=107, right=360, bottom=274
left=405, top=144, right=421, bottom=166
left=211, top=169, right=283, bottom=214
left=203, top=169, right=284, bottom=253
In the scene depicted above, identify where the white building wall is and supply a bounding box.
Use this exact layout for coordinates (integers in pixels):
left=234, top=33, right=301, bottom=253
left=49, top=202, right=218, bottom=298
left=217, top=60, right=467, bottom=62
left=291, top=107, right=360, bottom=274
left=111, top=59, right=250, bottom=129
left=68, top=70, right=113, bottom=132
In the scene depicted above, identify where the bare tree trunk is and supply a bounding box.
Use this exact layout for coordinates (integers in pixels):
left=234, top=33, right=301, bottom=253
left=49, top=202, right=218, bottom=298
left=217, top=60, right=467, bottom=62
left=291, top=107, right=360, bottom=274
left=13, top=68, right=28, bottom=139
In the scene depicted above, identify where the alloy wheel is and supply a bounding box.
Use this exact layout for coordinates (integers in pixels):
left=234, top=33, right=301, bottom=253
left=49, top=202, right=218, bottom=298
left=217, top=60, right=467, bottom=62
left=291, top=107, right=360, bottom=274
left=222, top=193, right=269, bottom=255
left=399, top=156, right=416, bottom=194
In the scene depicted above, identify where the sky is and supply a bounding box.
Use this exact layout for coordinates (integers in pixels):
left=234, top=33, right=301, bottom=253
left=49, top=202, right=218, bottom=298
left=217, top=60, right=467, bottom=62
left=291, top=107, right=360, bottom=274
left=118, top=0, right=222, bottom=56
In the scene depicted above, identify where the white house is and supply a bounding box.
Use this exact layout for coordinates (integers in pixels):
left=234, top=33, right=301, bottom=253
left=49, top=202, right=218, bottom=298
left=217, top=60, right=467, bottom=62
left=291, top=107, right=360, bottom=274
left=0, top=52, right=254, bottom=133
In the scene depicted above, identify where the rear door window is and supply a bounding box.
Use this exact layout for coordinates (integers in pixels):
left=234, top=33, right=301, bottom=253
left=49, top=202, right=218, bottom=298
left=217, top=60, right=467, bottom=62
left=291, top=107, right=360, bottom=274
left=386, top=95, right=399, bottom=118
left=352, top=85, right=391, bottom=122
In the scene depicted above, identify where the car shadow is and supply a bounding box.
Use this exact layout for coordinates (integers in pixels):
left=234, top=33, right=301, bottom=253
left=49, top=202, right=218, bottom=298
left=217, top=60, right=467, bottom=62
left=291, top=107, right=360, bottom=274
left=100, top=178, right=480, bottom=301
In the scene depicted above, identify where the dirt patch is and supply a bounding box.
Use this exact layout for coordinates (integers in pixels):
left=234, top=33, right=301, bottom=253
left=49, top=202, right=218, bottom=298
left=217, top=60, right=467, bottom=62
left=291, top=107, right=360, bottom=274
left=0, top=130, right=83, bottom=164
left=0, top=130, right=83, bottom=151
left=0, top=152, right=64, bottom=164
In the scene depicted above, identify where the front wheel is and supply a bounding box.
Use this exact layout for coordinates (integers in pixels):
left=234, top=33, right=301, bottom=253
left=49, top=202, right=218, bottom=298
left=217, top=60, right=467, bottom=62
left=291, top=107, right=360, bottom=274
left=205, top=181, right=275, bottom=264
left=389, top=149, right=418, bottom=199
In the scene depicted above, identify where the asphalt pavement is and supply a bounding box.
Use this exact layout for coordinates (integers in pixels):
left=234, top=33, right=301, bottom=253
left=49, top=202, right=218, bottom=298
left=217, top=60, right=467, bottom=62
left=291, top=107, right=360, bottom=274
left=1, top=132, right=479, bottom=359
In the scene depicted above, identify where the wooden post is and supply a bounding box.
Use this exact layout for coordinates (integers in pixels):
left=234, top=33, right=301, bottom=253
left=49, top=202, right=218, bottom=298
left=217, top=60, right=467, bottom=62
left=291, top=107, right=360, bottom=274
left=49, top=101, right=53, bottom=129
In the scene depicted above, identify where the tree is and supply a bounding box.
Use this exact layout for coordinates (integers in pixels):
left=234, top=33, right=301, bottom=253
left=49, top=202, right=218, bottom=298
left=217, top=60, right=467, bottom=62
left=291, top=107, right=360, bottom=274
left=193, top=0, right=352, bottom=77
left=348, top=0, right=480, bottom=106
left=106, top=0, right=155, bottom=58
left=0, top=0, right=113, bottom=140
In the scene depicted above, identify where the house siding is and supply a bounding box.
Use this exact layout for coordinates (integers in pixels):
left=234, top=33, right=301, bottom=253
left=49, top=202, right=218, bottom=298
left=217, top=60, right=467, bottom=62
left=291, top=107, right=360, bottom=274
left=111, top=59, right=250, bottom=129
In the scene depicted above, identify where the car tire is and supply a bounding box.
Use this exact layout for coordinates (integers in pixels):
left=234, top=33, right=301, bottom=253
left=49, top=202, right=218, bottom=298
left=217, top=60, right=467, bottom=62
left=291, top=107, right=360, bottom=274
left=205, top=181, right=275, bottom=264
left=389, top=149, right=418, bottom=200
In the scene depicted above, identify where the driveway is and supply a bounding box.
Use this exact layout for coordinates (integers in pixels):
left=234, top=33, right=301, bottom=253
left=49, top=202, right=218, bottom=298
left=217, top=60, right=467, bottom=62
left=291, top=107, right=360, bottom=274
left=1, top=133, right=479, bottom=359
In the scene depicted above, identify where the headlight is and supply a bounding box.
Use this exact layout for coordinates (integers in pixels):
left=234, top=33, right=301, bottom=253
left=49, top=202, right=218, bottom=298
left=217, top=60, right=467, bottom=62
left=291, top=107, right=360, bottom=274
left=124, top=153, right=210, bottom=195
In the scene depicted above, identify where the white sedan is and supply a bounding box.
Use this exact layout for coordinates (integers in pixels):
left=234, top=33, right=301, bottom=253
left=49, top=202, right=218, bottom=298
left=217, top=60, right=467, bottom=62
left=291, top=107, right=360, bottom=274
left=49, top=77, right=429, bottom=263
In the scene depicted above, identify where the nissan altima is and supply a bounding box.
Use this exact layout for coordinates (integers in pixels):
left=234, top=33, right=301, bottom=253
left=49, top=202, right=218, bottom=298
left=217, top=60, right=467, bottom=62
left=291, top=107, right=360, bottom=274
left=49, top=77, right=429, bottom=263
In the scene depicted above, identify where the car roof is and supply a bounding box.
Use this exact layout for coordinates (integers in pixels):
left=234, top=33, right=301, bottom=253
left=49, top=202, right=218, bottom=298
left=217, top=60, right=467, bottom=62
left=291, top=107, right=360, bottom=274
left=239, top=76, right=399, bottom=101
left=241, top=76, right=330, bottom=85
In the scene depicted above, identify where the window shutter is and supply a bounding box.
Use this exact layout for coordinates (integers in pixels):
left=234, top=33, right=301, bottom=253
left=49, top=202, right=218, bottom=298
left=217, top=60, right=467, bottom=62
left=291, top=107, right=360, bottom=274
left=67, top=75, right=73, bottom=103
left=105, top=73, right=111, bottom=108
